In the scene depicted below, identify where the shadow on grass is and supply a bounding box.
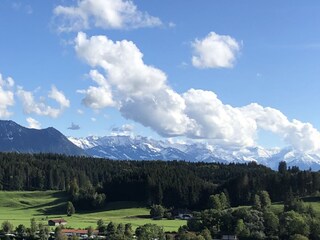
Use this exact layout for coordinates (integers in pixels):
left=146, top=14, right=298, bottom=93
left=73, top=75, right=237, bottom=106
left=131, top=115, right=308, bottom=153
left=18, top=191, right=148, bottom=217
left=124, top=214, right=150, bottom=219
left=302, top=196, right=320, bottom=202
left=73, top=201, right=148, bottom=216
left=41, top=203, right=67, bottom=215
left=20, top=191, right=69, bottom=215
left=105, top=201, right=146, bottom=210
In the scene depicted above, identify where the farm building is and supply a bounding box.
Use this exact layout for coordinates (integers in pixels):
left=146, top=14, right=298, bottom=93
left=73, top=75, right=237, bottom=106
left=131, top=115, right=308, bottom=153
left=48, top=219, right=67, bottom=226
left=221, top=235, right=238, bottom=240
left=61, top=229, right=100, bottom=239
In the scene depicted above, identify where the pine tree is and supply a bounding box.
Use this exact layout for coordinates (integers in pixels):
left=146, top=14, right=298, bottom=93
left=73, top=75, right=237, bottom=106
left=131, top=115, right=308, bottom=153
left=253, top=194, right=262, bottom=211
left=259, top=191, right=271, bottom=209
left=66, top=201, right=75, bottom=216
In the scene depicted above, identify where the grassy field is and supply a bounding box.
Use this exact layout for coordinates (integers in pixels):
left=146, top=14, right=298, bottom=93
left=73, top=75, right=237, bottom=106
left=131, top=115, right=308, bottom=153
left=0, top=191, right=185, bottom=232
left=268, top=196, right=320, bottom=216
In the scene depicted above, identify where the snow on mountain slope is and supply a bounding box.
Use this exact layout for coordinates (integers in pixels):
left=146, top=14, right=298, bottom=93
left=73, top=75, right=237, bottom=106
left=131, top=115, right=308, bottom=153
left=69, top=135, right=320, bottom=170
left=68, top=136, right=99, bottom=149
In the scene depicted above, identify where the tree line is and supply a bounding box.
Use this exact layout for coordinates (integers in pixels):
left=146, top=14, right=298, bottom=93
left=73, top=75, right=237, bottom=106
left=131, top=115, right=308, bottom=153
left=0, top=152, right=320, bottom=209
left=0, top=217, right=164, bottom=240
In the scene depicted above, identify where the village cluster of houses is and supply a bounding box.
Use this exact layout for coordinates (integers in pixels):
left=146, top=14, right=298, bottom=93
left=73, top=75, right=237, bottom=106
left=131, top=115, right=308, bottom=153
left=0, top=218, right=237, bottom=240
left=48, top=219, right=100, bottom=239
left=47, top=218, right=238, bottom=240
left=0, top=219, right=101, bottom=240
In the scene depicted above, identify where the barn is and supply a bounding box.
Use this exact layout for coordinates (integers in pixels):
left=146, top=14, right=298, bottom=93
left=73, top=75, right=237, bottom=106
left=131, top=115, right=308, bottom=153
left=48, top=219, right=67, bottom=226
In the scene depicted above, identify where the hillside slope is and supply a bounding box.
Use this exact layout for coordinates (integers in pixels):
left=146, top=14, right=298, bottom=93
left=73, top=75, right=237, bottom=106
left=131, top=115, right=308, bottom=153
left=0, top=120, right=85, bottom=155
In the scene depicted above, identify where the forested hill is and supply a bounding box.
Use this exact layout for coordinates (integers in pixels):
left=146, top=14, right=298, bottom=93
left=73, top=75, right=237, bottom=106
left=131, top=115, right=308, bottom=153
left=0, top=120, right=85, bottom=155
left=0, top=152, right=319, bottom=209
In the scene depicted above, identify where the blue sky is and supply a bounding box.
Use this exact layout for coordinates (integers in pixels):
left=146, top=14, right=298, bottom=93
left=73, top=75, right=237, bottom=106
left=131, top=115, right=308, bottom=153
left=1, top=0, right=320, bottom=151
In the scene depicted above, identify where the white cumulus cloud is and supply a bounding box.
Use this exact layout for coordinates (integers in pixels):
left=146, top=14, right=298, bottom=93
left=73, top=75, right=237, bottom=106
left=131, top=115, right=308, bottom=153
left=75, top=32, right=193, bottom=136
left=0, top=73, right=15, bottom=118
left=183, top=89, right=257, bottom=146
left=17, top=86, right=70, bottom=118
left=120, top=89, right=193, bottom=137
left=242, top=103, right=320, bottom=153
left=192, top=32, right=241, bottom=69
left=49, top=85, right=70, bottom=108
left=26, top=117, right=41, bottom=129
left=74, top=32, right=320, bottom=153
left=75, top=32, right=167, bottom=97
left=77, top=70, right=114, bottom=109
left=53, top=0, right=162, bottom=32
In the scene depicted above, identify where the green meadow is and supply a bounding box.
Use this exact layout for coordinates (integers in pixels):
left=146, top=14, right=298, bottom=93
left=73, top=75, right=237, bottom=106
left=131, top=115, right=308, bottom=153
left=271, top=196, right=320, bottom=216
left=0, top=191, right=185, bottom=232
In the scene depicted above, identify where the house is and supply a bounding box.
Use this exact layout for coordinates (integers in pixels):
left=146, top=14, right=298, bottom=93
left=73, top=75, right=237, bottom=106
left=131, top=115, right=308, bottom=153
left=61, top=229, right=100, bottom=239
left=0, top=234, right=16, bottom=240
left=173, top=209, right=194, bottom=220
left=221, top=235, right=238, bottom=240
left=177, top=213, right=193, bottom=220
left=48, top=219, right=67, bottom=226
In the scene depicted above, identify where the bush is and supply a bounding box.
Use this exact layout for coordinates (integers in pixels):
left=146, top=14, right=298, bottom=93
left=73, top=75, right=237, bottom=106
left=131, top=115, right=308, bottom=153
left=1, top=221, right=13, bottom=234
left=150, top=204, right=165, bottom=219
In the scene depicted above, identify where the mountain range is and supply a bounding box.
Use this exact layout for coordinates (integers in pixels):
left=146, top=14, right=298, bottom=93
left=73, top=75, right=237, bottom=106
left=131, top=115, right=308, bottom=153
left=1, top=120, right=320, bottom=170
left=0, top=120, right=85, bottom=156
left=68, top=135, right=320, bottom=171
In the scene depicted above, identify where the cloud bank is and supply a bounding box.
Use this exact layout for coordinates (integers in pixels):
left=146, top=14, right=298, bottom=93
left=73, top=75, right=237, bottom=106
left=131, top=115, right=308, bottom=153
left=192, top=32, right=241, bottom=69
left=75, top=32, right=320, bottom=153
left=77, top=70, right=114, bottom=109
left=53, top=0, right=162, bottom=32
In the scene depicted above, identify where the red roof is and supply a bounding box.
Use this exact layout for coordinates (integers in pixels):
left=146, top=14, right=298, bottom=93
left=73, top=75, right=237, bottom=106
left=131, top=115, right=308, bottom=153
left=61, top=229, right=98, bottom=234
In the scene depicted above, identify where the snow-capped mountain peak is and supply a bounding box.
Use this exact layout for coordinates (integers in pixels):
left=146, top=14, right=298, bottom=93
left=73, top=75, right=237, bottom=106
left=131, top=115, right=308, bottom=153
left=68, top=135, right=320, bottom=170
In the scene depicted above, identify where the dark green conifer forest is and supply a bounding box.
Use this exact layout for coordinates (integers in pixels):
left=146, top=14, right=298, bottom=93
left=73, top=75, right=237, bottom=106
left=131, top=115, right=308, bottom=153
left=0, top=152, right=319, bottom=209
